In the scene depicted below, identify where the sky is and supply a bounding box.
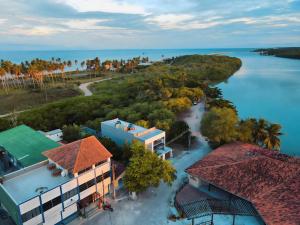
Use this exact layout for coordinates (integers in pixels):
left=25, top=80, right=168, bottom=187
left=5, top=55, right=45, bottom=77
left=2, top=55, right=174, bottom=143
left=0, top=0, right=299, bottom=50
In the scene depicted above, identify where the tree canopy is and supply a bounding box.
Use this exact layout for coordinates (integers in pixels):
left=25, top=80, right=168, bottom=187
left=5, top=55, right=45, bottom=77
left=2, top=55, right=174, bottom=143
left=62, top=124, right=81, bottom=142
left=123, top=142, right=176, bottom=193
left=201, top=107, right=238, bottom=145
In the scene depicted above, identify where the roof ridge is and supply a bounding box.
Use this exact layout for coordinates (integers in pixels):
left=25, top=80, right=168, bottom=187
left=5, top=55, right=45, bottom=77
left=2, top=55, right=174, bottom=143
left=72, top=139, right=83, bottom=173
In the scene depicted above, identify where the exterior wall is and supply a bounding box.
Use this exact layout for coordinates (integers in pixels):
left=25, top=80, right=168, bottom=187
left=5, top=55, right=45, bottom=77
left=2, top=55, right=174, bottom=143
left=188, top=174, right=200, bottom=188
left=101, top=122, right=166, bottom=153
left=17, top=160, right=112, bottom=225
left=0, top=184, right=21, bottom=225
left=45, top=132, right=62, bottom=142
left=19, top=197, right=40, bottom=214
left=144, top=132, right=165, bottom=149
left=101, top=123, right=135, bottom=146
left=43, top=204, right=63, bottom=225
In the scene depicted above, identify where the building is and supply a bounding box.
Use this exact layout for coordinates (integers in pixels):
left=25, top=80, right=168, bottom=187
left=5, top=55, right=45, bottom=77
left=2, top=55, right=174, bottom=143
left=101, top=118, right=173, bottom=159
left=0, top=136, right=112, bottom=225
left=0, top=125, right=60, bottom=172
left=182, top=142, right=300, bottom=225
left=40, top=129, right=63, bottom=143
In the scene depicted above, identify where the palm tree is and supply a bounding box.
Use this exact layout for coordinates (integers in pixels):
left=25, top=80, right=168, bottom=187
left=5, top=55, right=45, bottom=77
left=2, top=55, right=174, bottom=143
left=80, top=61, right=85, bottom=71
left=263, top=124, right=282, bottom=150
left=253, top=119, right=268, bottom=146
left=0, top=67, right=7, bottom=92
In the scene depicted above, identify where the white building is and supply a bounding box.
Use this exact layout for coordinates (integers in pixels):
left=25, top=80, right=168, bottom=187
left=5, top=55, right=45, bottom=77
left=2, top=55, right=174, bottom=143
left=44, top=129, right=63, bottom=142
left=101, top=118, right=173, bottom=159
left=0, top=136, right=112, bottom=225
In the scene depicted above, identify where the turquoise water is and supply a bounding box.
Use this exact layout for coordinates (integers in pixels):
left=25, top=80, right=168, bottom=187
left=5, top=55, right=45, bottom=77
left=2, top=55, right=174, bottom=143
left=1, top=49, right=299, bottom=156
left=218, top=50, right=300, bottom=156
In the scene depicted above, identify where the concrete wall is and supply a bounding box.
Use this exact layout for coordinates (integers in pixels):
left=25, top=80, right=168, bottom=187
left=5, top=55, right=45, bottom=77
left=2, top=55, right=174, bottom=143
left=101, top=123, right=135, bottom=147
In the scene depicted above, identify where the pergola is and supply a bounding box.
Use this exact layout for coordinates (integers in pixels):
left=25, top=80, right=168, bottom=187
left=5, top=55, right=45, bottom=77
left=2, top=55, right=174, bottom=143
left=179, top=198, right=259, bottom=225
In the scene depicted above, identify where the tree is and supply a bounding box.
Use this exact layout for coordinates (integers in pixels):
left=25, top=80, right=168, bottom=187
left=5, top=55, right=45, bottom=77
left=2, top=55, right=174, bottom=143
left=263, top=124, right=282, bottom=150
left=62, top=124, right=81, bottom=142
left=201, top=107, right=238, bottom=145
left=237, top=119, right=255, bottom=143
left=164, top=97, right=192, bottom=113
left=123, top=142, right=176, bottom=194
left=253, top=119, right=268, bottom=145
left=135, top=120, right=150, bottom=128
left=98, top=136, right=122, bottom=160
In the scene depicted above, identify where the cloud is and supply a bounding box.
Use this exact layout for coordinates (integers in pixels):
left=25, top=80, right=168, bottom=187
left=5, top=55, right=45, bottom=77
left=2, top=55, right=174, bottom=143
left=10, top=26, right=66, bottom=36
left=0, top=0, right=299, bottom=49
left=63, top=19, right=113, bottom=30
left=145, top=12, right=300, bottom=30
left=55, top=0, right=148, bottom=15
left=145, top=15, right=259, bottom=30
left=0, top=19, right=7, bottom=24
left=145, top=14, right=195, bottom=29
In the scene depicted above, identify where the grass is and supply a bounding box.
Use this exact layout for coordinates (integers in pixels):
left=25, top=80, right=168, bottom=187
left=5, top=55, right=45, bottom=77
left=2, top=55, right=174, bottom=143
left=0, top=84, right=81, bottom=115
left=0, top=72, right=122, bottom=115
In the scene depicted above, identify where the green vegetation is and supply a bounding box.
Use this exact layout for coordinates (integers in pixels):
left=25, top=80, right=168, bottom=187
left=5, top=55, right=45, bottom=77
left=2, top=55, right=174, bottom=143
left=254, top=47, right=300, bottom=59
left=0, top=55, right=241, bottom=135
left=0, top=56, right=150, bottom=114
left=201, top=107, right=283, bottom=150
left=123, top=142, right=176, bottom=193
left=62, top=124, right=81, bottom=142
left=201, top=107, right=239, bottom=144
left=0, top=84, right=80, bottom=114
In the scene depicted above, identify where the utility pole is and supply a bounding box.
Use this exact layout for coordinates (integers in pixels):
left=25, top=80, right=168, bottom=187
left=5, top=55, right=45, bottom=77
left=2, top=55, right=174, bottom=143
left=188, top=131, right=191, bottom=150
left=112, top=163, right=116, bottom=199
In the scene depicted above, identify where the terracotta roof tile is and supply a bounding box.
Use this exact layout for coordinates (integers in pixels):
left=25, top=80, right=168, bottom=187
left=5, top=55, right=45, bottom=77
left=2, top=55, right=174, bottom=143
left=43, top=136, right=112, bottom=174
left=186, top=142, right=300, bottom=225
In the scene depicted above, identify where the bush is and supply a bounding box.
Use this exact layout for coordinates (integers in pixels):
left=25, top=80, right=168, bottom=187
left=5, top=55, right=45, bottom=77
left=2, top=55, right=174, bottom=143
left=62, top=124, right=81, bottom=142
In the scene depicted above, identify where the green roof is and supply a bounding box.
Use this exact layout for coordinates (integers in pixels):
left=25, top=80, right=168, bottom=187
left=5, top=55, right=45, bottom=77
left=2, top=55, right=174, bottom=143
left=0, top=125, right=60, bottom=167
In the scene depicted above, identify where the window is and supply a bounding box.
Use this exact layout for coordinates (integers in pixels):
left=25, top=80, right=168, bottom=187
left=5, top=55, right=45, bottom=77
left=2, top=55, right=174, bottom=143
left=78, top=166, right=92, bottom=175
left=96, top=171, right=110, bottom=183
left=63, top=188, right=78, bottom=201
left=95, top=160, right=106, bottom=167
left=21, top=207, right=41, bottom=223
left=42, top=196, right=62, bottom=212
left=79, top=178, right=95, bottom=192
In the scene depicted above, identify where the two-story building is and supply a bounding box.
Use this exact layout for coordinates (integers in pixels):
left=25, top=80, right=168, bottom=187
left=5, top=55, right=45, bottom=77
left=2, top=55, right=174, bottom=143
left=0, top=136, right=112, bottom=225
left=101, top=118, right=173, bottom=159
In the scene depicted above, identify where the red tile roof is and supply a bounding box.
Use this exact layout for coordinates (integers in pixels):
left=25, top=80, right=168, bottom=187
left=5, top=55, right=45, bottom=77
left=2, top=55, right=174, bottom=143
left=43, top=136, right=112, bottom=174
left=186, top=142, right=300, bottom=225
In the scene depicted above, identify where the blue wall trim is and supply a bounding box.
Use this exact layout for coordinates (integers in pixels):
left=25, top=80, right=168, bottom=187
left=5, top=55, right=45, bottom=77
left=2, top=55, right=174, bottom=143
left=17, top=205, right=23, bottom=225
left=38, top=195, right=45, bottom=223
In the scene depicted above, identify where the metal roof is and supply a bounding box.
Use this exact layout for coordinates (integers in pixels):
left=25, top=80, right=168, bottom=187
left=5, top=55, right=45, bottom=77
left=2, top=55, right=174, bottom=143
left=0, top=125, right=60, bottom=167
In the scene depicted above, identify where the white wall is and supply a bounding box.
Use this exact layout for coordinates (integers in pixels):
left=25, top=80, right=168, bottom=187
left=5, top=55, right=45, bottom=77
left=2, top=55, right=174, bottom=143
left=43, top=204, right=63, bottom=225
left=62, top=203, right=77, bottom=220
left=41, top=187, right=60, bottom=203
left=61, top=179, right=77, bottom=193
left=23, top=214, right=43, bottom=225
left=19, top=197, right=40, bottom=214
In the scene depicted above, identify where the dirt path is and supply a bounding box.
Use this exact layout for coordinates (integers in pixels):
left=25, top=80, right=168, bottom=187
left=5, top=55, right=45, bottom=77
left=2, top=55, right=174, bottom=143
left=78, top=77, right=112, bottom=96
left=0, top=77, right=112, bottom=118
